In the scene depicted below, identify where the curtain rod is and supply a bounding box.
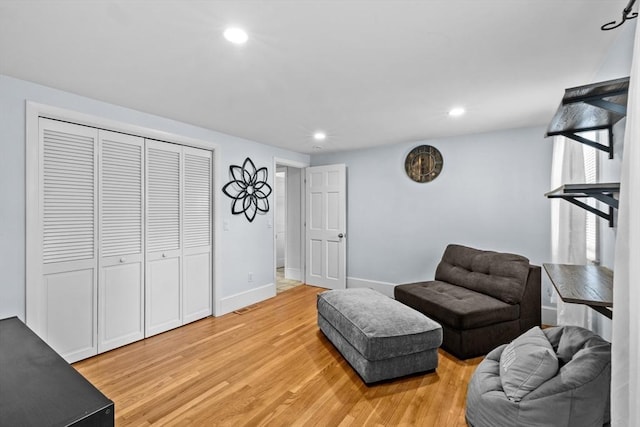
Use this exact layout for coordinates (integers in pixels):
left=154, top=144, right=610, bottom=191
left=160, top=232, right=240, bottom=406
left=602, top=0, right=638, bottom=30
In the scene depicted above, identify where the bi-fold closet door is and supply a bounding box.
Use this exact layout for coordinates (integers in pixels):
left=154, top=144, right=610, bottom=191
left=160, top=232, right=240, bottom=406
left=145, top=140, right=182, bottom=336
left=98, top=130, right=145, bottom=353
left=145, top=140, right=213, bottom=337
left=38, top=119, right=100, bottom=362
left=32, top=118, right=212, bottom=363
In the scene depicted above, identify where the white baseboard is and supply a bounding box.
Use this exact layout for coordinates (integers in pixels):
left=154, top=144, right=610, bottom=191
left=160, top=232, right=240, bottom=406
left=217, top=283, right=276, bottom=316
left=542, top=305, right=557, bottom=326
left=285, top=267, right=302, bottom=281
left=347, top=277, right=397, bottom=298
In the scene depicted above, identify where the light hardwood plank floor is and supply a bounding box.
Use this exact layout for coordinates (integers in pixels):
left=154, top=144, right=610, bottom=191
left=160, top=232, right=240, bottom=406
left=74, top=285, right=482, bottom=426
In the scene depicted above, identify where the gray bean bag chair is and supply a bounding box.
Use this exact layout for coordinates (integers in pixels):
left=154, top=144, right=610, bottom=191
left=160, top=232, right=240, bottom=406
left=466, top=325, right=611, bottom=427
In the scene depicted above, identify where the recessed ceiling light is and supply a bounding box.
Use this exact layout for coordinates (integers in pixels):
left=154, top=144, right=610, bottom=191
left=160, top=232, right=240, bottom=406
left=224, top=27, right=248, bottom=44
left=313, top=131, right=327, bottom=141
left=448, top=107, right=466, bottom=117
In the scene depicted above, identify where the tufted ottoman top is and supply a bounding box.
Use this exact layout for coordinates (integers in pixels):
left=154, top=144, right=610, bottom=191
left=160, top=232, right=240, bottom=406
left=317, top=288, right=442, bottom=361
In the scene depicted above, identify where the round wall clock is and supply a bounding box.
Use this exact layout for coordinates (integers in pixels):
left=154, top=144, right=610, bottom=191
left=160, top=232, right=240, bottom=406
left=404, top=145, right=443, bottom=183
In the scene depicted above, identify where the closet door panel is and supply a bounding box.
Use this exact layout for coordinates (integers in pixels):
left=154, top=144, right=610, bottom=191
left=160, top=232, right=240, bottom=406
left=147, top=256, right=181, bottom=332
left=182, top=147, right=212, bottom=323
left=146, top=140, right=182, bottom=337
left=44, top=268, right=96, bottom=363
left=98, top=130, right=145, bottom=352
left=37, top=118, right=98, bottom=363
left=183, top=251, right=211, bottom=323
left=100, top=263, right=143, bottom=350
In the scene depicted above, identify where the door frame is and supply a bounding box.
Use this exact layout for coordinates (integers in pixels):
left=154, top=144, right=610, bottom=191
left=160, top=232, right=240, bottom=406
left=274, top=166, right=287, bottom=269
left=26, top=102, right=222, bottom=335
left=272, top=157, right=309, bottom=293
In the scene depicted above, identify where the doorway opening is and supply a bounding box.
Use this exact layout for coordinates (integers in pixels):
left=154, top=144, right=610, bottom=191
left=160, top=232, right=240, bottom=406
left=274, top=163, right=305, bottom=294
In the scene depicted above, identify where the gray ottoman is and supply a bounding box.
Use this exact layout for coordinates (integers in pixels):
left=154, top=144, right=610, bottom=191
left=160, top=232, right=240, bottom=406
left=317, top=288, right=443, bottom=384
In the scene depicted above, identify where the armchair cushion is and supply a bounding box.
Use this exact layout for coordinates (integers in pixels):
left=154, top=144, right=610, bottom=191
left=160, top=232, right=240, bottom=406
left=435, top=244, right=530, bottom=304
left=395, top=281, right=519, bottom=329
left=499, top=326, right=558, bottom=402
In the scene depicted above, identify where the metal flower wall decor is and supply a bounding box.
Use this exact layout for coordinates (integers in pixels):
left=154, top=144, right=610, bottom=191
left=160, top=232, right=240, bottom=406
left=222, top=157, right=273, bottom=222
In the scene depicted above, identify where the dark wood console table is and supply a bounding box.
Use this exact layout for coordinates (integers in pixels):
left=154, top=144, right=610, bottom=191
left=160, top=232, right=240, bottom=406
left=0, top=317, right=114, bottom=426
left=543, top=263, right=613, bottom=319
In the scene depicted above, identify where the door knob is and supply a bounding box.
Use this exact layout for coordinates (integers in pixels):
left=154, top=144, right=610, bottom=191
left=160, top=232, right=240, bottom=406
left=338, top=233, right=344, bottom=239
left=119, top=257, right=126, bottom=263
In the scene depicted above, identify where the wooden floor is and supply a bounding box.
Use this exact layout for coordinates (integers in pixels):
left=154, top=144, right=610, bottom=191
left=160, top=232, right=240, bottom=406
left=74, top=285, right=482, bottom=426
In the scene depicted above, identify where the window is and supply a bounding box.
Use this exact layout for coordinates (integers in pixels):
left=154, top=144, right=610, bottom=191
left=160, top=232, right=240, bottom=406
left=582, top=131, right=600, bottom=263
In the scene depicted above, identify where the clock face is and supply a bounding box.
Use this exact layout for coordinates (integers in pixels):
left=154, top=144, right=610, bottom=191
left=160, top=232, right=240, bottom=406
left=404, top=145, right=443, bottom=183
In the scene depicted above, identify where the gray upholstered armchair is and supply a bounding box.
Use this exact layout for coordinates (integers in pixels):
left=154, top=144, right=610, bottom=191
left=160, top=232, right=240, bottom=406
left=466, top=325, right=611, bottom=427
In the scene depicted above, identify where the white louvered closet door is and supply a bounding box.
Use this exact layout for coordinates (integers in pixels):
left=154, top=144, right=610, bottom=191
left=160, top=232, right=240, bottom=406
left=98, top=130, right=145, bottom=352
left=145, top=140, right=183, bottom=337
left=182, top=146, right=213, bottom=323
left=37, top=118, right=99, bottom=363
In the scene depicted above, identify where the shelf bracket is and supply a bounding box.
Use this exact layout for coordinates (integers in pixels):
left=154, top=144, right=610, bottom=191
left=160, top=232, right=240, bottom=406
left=589, top=192, right=619, bottom=209
left=553, top=195, right=616, bottom=228
left=545, top=183, right=620, bottom=228
left=558, top=127, right=614, bottom=159
left=585, top=99, right=627, bottom=116
left=589, top=304, right=613, bottom=319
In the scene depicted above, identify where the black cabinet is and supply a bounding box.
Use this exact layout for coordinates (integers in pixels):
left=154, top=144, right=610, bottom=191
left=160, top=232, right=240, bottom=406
left=0, top=317, right=114, bottom=426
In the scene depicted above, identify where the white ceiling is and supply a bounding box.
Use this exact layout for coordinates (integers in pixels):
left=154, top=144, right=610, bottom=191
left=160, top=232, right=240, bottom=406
left=0, top=0, right=633, bottom=154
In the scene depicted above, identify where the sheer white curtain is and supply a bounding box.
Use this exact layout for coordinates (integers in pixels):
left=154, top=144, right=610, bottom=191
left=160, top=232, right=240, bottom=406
left=550, top=135, right=592, bottom=328
left=612, top=23, right=640, bottom=427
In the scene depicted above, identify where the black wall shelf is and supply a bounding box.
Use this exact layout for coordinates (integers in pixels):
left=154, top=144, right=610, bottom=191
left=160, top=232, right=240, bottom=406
left=543, top=77, right=627, bottom=318
left=546, top=76, right=629, bottom=159
left=545, top=77, right=627, bottom=227
left=545, top=183, right=620, bottom=227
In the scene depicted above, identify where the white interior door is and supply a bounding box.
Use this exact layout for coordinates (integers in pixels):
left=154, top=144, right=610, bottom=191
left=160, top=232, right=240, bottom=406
left=98, top=130, right=145, bottom=352
left=36, top=118, right=99, bottom=362
left=305, top=164, right=347, bottom=289
left=145, top=140, right=182, bottom=337
left=182, top=146, right=212, bottom=324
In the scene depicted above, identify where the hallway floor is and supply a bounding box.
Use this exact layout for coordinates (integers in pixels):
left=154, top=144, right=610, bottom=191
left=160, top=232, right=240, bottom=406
left=276, top=267, right=302, bottom=293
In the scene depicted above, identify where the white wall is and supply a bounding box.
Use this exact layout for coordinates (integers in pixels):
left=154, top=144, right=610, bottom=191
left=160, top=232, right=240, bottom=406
left=0, top=74, right=310, bottom=320
left=311, top=126, right=553, bottom=297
